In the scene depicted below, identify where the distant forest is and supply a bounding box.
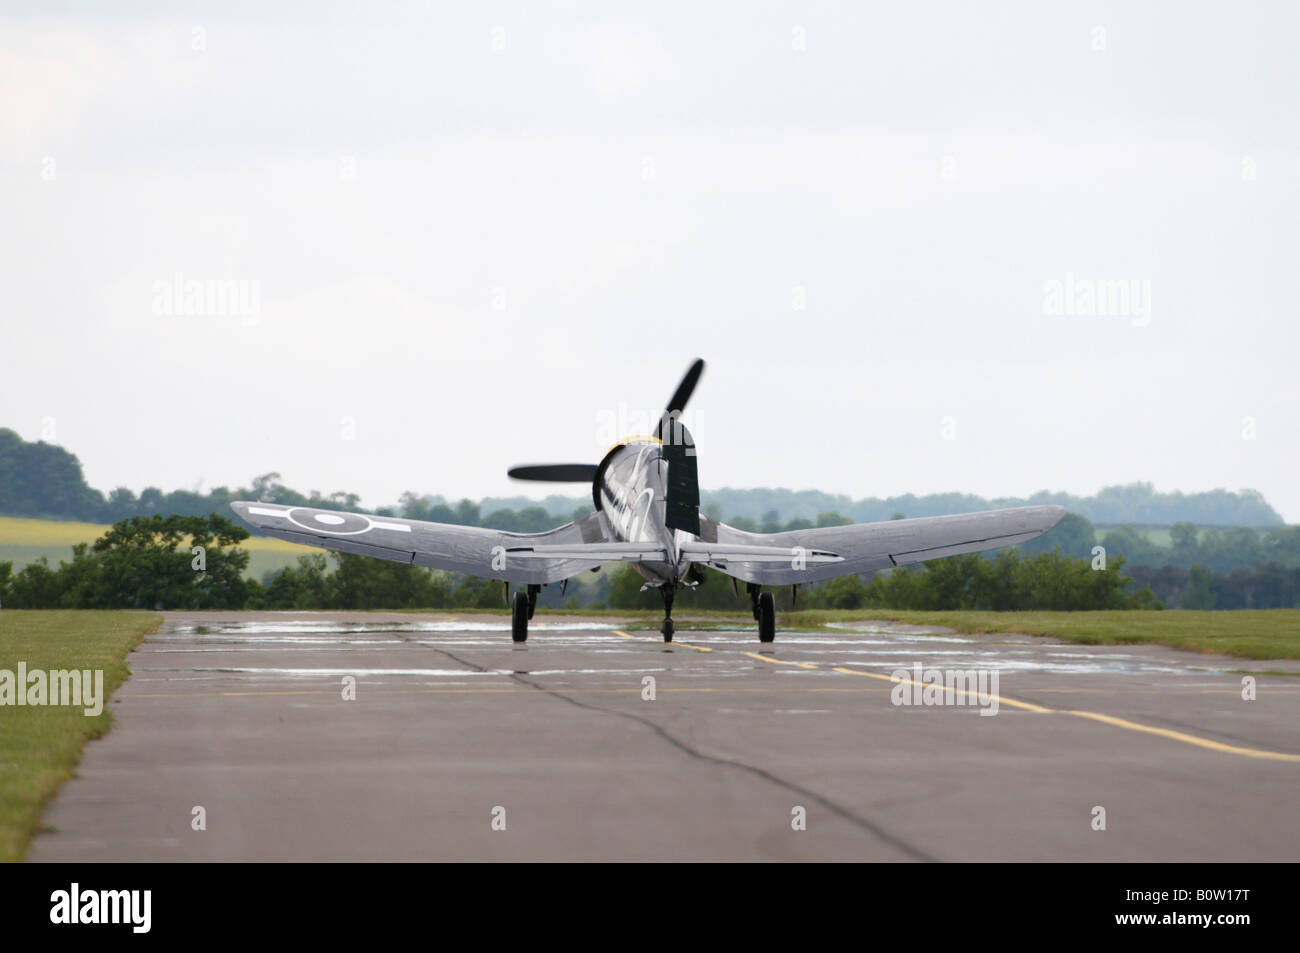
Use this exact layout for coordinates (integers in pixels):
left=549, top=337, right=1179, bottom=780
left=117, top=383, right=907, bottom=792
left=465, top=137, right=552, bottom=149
left=0, top=427, right=1285, bottom=528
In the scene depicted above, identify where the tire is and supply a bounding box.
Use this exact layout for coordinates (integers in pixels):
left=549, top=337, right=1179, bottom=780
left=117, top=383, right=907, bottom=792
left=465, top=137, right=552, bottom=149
left=757, top=591, right=776, bottom=643
left=511, top=590, right=529, bottom=642
left=661, top=618, right=675, bottom=642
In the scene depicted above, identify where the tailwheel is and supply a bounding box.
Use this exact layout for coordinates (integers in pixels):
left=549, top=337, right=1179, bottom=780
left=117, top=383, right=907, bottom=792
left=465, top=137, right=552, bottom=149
left=757, top=590, right=776, bottom=643
left=511, top=589, right=529, bottom=642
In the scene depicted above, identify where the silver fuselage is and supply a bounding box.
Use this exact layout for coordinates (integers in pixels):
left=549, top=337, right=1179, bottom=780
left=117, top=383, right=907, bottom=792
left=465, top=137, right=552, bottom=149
left=597, top=440, right=690, bottom=585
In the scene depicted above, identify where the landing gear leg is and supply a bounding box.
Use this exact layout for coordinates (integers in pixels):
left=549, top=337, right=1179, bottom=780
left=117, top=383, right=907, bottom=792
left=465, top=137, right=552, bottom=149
left=511, top=589, right=529, bottom=643
left=757, top=590, right=776, bottom=643
left=661, top=585, right=676, bottom=643
left=526, top=584, right=540, bottom=620
left=747, top=583, right=761, bottom=620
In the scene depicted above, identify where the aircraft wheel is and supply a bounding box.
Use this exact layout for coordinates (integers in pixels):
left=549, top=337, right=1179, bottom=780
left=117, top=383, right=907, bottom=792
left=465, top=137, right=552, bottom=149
left=757, top=591, right=776, bottom=643
left=511, top=590, right=529, bottom=642
left=662, top=618, right=675, bottom=643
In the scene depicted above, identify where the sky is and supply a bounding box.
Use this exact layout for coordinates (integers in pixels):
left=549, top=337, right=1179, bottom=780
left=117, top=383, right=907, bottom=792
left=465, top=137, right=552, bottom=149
left=2, top=1, right=1297, bottom=520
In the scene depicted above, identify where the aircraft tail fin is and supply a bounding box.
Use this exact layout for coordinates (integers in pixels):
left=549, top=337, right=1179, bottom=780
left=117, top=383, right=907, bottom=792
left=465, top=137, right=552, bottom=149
left=660, top=421, right=700, bottom=535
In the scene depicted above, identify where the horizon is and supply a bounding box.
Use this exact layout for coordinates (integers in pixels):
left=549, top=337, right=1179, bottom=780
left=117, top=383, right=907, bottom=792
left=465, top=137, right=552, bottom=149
left=1, top=424, right=1286, bottom=527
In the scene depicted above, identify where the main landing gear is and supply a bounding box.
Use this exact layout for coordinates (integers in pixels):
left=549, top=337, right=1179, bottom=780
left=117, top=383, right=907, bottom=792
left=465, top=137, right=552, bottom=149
left=748, top=583, right=776, bottom=643
left=660, top=585, right=675, bottom=642
left=510, top=584, right=540, bottom=642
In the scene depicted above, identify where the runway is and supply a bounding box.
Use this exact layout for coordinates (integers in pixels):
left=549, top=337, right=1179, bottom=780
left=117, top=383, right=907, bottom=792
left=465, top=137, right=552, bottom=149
left=28, top=612, right=1300, bottom=862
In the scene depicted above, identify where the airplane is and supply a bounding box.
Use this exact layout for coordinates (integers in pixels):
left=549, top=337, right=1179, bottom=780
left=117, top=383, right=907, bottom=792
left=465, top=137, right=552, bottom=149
left=231, top=359, right=1065, bottom=643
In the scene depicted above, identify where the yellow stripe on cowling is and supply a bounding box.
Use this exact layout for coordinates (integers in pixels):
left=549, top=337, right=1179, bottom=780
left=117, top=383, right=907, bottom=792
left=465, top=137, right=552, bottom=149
left=601, top=434, right=662, bottom=458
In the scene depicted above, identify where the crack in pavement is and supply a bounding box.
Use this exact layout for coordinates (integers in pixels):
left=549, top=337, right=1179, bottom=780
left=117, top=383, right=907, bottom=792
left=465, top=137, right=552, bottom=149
left=411, top=638, right=937, bottom=862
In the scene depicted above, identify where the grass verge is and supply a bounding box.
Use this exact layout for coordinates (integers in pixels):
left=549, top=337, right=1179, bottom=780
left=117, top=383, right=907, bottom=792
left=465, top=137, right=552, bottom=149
left=0, top=610, right=161, bottom=862
left=778, top=609, right=1300, bottom=660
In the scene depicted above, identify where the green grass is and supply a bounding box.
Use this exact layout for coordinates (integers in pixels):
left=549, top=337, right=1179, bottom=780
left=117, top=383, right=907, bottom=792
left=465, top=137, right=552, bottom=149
left=777, top=609, right=1300, bottom=660
left=0, top=610, right=161, bottom=862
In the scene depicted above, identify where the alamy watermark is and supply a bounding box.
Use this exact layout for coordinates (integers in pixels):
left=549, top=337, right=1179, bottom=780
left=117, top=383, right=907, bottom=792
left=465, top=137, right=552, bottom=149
left=1042, top=273, right=1151, bottom=327
left=890, top=663, right=1000, bottom=716
left=50, top=883, right=150, bottom=933
left=596, top=403, right=699, bottom=453
left=152, top=272, right=261, bottom=325
left=0, top=663, right=104, bottom=716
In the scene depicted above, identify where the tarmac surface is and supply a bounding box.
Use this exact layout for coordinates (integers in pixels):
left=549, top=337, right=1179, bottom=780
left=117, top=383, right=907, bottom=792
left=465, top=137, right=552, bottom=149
left=28, top=611, right=1300, bottom=862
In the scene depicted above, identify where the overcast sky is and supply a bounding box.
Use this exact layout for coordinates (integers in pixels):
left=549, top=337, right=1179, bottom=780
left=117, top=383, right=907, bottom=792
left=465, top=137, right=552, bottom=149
left=2, top=1, right=1297, bottom=520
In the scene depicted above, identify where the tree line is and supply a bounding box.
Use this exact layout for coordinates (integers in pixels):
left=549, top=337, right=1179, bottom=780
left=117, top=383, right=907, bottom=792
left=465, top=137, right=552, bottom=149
left=2, top=513, right=1163, bottom=612
left=3, top=427, right=1294, bottom=608
left=1126, top=563, right=1300, bottom=611
left=1, top=428, right=1284, bottom=529
left=0, top=515, right=525, bottom=611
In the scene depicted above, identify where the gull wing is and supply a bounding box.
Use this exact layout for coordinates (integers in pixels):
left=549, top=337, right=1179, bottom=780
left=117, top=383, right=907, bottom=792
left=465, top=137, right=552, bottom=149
left=694, top=505, right=1066, bottom=585
left=231, top=502, right=627, bottom=585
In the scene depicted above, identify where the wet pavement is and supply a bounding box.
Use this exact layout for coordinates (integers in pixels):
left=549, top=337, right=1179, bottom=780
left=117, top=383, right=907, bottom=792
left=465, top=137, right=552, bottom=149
left=27, top=611, right=1300, bottom=862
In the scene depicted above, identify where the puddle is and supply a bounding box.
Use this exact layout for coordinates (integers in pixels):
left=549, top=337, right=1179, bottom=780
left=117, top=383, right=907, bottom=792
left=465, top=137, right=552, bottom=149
left=152, top=618, right=1231, bottom=678
left=174, top=620, right=619, bottom=636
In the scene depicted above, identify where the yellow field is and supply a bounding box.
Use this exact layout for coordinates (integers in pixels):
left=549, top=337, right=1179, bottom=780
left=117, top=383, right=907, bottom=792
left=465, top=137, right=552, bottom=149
left=0, top=515, right=317, bottom=580
left=0, top=516, right=111, bottom=546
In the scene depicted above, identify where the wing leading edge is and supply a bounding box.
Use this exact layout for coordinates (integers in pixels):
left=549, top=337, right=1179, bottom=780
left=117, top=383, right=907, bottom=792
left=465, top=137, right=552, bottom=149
left=693, top=505, right=1066, bottom=585
left=232, top=502, right=1065, bottom=589
left=230, top=502, right=625, bottom=585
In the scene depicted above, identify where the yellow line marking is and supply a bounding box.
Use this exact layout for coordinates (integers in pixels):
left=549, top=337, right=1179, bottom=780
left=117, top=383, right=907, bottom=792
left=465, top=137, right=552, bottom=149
left=153, top=626, right=1300, bottom=764
left=612, top=629, right=712, bottom=653
left=1061, top=710, right=1300, bottom=763
left=826, top=666, right=1300, bottom=759
left=829, top=666, right=1054, bottom=713
left=744, top=651, right=819, bottom=670
left=616, top=632, right=1298, bottom=761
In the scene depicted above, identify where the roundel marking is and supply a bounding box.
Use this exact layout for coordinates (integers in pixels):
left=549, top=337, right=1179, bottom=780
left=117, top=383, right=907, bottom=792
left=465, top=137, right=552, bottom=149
left=285, top=508, right=375, bottom=536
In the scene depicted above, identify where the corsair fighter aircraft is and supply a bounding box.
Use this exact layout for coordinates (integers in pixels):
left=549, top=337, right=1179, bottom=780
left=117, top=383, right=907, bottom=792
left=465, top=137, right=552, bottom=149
left=232, top=360, right=1065, bottom=643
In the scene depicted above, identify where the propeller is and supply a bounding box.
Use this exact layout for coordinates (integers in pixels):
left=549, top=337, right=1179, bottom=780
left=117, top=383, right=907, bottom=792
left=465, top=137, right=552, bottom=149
left=506, top=464, right=598, bottom=482
left=507, top=359, right=706, bottom=484
left=665, top=358, right=705, bottom=416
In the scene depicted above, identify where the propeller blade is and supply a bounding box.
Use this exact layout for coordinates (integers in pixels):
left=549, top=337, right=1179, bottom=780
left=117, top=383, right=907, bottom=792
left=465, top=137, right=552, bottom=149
left=507, top=464, right=599, bottom=482
left=665, top=358, right=705, bottom=415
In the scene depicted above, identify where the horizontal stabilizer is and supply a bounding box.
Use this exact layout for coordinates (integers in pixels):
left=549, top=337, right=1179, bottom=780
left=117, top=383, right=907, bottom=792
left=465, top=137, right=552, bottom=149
left=504, top=542, right=670, bottom=562
left=680, top=543, right=843, bottom=565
